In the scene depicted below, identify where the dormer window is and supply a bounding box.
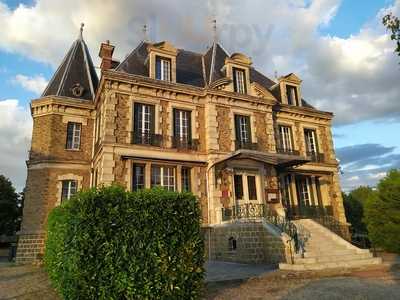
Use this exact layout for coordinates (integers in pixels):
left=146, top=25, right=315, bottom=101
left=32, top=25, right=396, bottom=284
left=286, top=85, right=299, bottom=106
left=233, top=67, right=247, bottom=94
left=156, top=56, right=171, bottom=81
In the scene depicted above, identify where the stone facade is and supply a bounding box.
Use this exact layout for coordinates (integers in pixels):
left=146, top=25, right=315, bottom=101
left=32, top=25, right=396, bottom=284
left=18, top=38, right=348, bottom=264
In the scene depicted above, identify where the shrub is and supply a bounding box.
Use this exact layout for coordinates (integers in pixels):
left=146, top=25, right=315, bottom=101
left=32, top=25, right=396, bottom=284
left=364, top=169, right=400, bottom=253
left=45, top=186, right=204, bottom=299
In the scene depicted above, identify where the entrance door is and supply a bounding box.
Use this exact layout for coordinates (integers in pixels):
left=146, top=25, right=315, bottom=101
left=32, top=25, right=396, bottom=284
left=233, top=171, right=261, bottom=206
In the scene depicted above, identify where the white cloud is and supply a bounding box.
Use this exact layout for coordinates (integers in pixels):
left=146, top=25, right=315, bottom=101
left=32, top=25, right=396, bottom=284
left=369, top=172, right=387, bottom=179
left=12, top=74, right=48, bottom=95
left=0, top=99, right=32, bottom=191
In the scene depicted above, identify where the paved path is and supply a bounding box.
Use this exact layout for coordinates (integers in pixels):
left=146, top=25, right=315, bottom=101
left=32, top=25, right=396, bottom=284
left=205, top=261, right=275, bottom=282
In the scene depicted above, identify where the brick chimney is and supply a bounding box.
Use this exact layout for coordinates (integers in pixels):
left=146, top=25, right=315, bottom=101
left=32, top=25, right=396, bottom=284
left=99, top=40, right=115, bottom=71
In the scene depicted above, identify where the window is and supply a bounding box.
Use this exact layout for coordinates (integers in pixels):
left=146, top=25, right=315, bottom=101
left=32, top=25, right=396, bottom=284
left=66, top=122, right=81, bottom=150
left=133, top=103, right=155, bottom=144
left=247, top=176, right=257, bottom=200
left=151, top=166, right=175, bottom=191
left=297, top=176, right=312, bottom=207
left=156, top=56, right=171, bottom=81
left=233, top=67, right=246, bottom=94
left=181, top=167, right=191, bottom=192
left=304, top=129, right=318, bottom=154
left=228, top=237, right=237, bottom=251
left=132, top=164, right=145, bottom=191
left=235, top=115, right=251, bottom=149
left=234, top=174, right=244, bottom=200
left=279, top=125, right=293, bottom=152
left=173, top=109, right=191, bottom=145
left=61, top=180, right=77, bottom=202
left=286, top=85, right=299, bottom=106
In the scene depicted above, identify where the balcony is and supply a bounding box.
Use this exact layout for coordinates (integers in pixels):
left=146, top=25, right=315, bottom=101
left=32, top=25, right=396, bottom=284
left=221, top=203, right=266, bottom=222
left=171, top=137, right=199, bottom=151
left=235, top=140, right=258, bottom=151
left=276, top=148, right=300, bottom=156
left=306, top=151, right=325, bottom=163
left=131, top=132, right=163, bottom=147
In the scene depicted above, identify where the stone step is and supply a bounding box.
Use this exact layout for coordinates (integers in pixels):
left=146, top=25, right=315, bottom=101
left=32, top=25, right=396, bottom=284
left=294, top=252, right=373, bottom=264
left=279, top=257, right=382, bottom=271
left=304, top=249, right=358, bottom=257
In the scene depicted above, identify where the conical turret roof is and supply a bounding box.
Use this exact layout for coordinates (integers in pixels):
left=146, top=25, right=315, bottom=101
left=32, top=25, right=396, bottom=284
left=42, top=27, right=98, bottom=101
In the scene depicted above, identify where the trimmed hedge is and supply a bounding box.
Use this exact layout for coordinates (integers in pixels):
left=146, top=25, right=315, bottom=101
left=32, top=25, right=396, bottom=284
left=45, top=186, right=204, bottom=299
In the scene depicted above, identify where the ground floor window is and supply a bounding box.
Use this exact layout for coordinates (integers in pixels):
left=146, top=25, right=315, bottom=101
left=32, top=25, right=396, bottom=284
left=233, top=172, right=259, bottom=202
left=181, top=167, right=191, bottom=192
left=61, top=180, right=77, bottom=202
left=132, top=164, right=145, bottom=191
left=151, top=165, right=176, bottom=191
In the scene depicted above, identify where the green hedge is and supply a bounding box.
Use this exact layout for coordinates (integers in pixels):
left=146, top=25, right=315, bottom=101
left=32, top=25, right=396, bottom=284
left=45, top=186, right=204, bottom=299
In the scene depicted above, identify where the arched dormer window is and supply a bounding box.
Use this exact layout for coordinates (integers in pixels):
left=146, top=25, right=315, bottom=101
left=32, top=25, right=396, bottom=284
left=147, top=41, right=178, bottom=83
left=225, top=53, right=252, bottom=95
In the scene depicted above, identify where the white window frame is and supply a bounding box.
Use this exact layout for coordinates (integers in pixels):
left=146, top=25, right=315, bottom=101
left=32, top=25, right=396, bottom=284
left=151, top=166, right=176, bottom=191
left=280, top=125, right=293, bottom=151
left=305, top=129, right=317, bottom=153
left=176, top=110, right=189, bottom=141
left=234, top=68, right=246, bottom=94
left=156, top=57, right=171, bottom=81
left=67, top=122, right=81, bottom=150
left=61, top=180, right=77, bottom=202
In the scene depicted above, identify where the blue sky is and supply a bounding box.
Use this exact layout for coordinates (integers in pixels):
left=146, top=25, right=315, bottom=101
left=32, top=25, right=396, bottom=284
left=0, top=0, right=399, bottom=191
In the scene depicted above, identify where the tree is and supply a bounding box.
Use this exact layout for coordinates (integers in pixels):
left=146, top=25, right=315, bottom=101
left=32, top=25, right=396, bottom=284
left=343, top=186, right=375, bottom=233
left=383, top=13, right=400, bottom=58
left=364, top=169, right=400, bottom=253
left=0, top=175, right=20, bottom=236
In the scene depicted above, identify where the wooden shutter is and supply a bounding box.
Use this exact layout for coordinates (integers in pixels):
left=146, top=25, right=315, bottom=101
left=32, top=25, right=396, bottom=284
left=234, top=115, right=241, bottom=141
left=66, top=122, right=74, bottom=149
left=187, top=111, right=192, bottom=141
left=173, top=108, right=179, bottom=137
left=133, top=103, right=140, bottom=133
left=245, top=116, right=252, bottom=143
left=150, top=105, right=155, bottom=134
left=156, top=56, right=161, bottom=79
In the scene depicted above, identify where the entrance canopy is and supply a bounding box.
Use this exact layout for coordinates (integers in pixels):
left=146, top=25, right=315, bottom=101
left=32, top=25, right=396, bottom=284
left=212, top=149, right=310, bottom=169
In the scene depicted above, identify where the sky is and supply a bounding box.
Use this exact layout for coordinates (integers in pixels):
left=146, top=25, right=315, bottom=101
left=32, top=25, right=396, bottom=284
left=0, top=0, right=399, bottom=192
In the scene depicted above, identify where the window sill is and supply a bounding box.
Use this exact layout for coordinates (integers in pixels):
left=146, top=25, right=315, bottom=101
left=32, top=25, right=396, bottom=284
left=65, top=148, right=81, bottom=152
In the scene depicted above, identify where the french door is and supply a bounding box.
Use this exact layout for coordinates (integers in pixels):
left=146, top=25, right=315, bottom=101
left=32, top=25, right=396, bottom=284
left=233, top=171, right=261, bottom=206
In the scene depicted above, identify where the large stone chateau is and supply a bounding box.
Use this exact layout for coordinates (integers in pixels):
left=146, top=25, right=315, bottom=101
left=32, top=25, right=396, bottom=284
left=16, top=28, right=362, bottom=267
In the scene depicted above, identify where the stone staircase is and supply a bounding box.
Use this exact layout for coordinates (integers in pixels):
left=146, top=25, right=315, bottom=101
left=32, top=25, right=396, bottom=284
left=279, top=219, right=381, bottom=271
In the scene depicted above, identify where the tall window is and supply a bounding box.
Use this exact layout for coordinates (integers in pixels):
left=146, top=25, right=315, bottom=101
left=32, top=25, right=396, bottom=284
left=61, top=180, right=77, bottom=202
left=66, top=122, right=81, bottom=150
left=297, top=176, right=312, bottom=207
left=234, top=174, right=244, bottom=200
left=279, top=125, right=293, bottom=152
left=132, top=164, right=145, bottom=191
left=286, top=85, right=299, bottom=106
left=156, top=56, right=171, bottom=81
left=304, top=129, right=318, bottom=154
left=173, top=109, right=191, bottom=145
left=233, top=67, right=246, bottom=94
left=235, top=115, right=251, bottom=147
left=181, top=167, right=191, bottom=192
left=151, top=166, right=175, bottom=191
left=247, top=175, right=257, bottom=201
left=133, top=103, right=155, bottom=144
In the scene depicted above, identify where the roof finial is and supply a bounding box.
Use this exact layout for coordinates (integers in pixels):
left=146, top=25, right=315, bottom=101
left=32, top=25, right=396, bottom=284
left=212, top=19, right=217, bottom=43
left=80, top=23, right=84, bottom=40
left=274, top=70, right=278, bottom=80
left=143, top=24, right=148, bottom=42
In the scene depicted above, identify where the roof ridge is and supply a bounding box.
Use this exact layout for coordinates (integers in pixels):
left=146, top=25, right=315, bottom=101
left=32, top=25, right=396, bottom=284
left=57, top=39, right=79, bottom=95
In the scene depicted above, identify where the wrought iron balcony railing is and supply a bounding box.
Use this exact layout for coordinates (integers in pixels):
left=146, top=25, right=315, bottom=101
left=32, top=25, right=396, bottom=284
left=306, top=151, right=325, bottom=163
left=284, top=204, right=333, bottom=220
left=171, top=137, right=199, bottom=151
left=276, top=148, right=300, bottom=155
left=235, top=140, right=258, bottom=151
left=131, top=132, right=163, bottom=147
left=221, top=203, right=266, bottom=221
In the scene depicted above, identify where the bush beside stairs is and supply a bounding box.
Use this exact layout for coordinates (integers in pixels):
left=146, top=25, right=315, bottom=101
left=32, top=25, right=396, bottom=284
left=279, top=219, right=382, bottom=271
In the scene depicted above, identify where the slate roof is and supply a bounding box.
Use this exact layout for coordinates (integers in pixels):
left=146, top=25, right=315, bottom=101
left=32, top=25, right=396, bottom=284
left=115, top=40, right=315, bottom=108
left=42, top=34, right=99, bottom=101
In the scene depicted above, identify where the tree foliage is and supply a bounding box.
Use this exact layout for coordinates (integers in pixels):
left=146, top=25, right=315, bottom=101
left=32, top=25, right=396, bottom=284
left=364, top=169, right=400, bottom=253
left=383, top=13, right=400, bottom=58
left=343, top=186, right=375, bottom=233
left=0, top=175, right=21, bottom=236
left=44, top=186, right=205, bottom=300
